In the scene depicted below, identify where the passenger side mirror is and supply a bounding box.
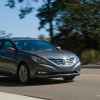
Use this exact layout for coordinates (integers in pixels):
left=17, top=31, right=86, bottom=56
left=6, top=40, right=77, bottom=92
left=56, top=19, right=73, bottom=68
left=56, top=46, right=62, bottom=50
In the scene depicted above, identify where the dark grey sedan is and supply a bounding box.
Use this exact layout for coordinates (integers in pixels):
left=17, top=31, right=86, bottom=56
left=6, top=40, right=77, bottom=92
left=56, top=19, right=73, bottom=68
left=0, top=38, right=81, bottom=83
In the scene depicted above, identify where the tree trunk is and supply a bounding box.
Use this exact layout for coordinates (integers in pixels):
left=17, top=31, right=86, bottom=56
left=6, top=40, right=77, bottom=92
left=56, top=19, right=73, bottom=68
left=49, top=20, right=54, bottom=42
left=47, top=0, right=54, bottom=42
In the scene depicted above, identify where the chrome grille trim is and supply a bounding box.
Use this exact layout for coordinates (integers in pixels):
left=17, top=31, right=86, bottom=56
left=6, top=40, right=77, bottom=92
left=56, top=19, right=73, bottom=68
left=49, top=57, right=75, bottom=65
left=49, top=58, right=65, bottom=65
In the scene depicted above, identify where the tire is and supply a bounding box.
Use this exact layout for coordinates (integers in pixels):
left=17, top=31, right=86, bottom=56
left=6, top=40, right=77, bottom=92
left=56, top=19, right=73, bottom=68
left=17, top=63, right=30, bottom=83
left=63, top=76, right=75, bottom=81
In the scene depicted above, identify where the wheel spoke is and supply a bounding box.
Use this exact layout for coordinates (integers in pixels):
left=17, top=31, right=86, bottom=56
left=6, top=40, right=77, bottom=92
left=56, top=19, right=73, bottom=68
left=18, top=65, right=28, bottom=83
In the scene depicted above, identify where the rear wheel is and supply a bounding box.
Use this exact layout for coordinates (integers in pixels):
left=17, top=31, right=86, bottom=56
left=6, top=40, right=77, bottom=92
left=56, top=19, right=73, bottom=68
left=17, top=63, right=30, bottom=83
left=63, top=76, right=75, bottom=81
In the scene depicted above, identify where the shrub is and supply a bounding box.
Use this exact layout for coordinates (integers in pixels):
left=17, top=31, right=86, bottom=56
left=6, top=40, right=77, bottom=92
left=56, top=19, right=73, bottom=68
left=81, top=49, right=100, bottom=64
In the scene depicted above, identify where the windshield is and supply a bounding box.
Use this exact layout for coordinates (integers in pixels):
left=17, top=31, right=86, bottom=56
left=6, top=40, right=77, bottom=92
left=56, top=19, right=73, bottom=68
left=14, top=40, right=57, bottom=51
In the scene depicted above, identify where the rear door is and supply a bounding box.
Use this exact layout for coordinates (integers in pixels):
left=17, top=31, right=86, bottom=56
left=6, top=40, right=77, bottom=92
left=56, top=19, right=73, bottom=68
left=0, top=40, right=17, bottom=74
left=0, top=40, right=5, bottom=72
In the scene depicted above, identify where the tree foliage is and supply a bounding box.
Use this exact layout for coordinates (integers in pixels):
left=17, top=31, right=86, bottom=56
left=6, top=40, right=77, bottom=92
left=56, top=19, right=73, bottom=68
left=57, top=0, right=100, bottom=53
left=6, top=0, right=34, bottom=19
left=38, top=1, right=99, bottom=31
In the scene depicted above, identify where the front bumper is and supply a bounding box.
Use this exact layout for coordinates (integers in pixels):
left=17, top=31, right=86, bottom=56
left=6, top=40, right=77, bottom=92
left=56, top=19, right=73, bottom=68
left=35, top=61, right=81, bottom=78
left=36, top=72, right=80, bottom=78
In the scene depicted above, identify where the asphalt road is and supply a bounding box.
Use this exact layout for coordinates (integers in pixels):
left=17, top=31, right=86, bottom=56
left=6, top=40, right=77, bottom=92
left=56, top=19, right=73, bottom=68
left=0, top=68, right=100, bottom=100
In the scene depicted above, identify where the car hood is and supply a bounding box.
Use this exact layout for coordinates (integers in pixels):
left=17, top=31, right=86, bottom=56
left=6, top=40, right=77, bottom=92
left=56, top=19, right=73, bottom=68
left=32, top=50, right=76, bottom=59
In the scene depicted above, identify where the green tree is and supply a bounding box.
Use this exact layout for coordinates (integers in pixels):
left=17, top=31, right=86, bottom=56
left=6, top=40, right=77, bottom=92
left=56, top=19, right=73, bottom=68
left=37, top=0, right=58, bottom=42
left=57, top=0, right=100, bottom=50
left=6, top=0, right=35, bottom=19
left=37, top=0, right=81, bottom=42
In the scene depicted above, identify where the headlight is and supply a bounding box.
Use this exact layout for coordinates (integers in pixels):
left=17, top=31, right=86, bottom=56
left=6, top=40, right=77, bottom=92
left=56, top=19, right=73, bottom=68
left=32, top=56, right=48, bottom=64
left=74, top=56, right=80, bottom=63
left=64, top=56, right=79, bottom=65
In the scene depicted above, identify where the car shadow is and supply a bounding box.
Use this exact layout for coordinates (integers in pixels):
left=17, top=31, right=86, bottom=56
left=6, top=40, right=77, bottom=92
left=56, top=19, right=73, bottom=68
left=0, top=75, right=74, bottom=87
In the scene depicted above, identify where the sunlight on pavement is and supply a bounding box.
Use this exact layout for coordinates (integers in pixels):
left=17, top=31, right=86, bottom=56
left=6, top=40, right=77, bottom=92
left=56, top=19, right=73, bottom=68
left=80, top=74, right=100, bottom=80
left=0, top=92, right=46, bottom=100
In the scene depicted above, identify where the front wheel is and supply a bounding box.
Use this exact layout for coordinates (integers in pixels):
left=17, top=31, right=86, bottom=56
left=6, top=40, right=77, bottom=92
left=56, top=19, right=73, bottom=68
left=63, top=76, right=75, bottom=81
left=17, top=63, right=30, bottom=83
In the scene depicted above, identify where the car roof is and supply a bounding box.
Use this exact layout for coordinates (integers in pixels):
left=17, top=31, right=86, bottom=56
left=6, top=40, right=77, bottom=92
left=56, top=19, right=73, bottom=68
left=12, top=37, right=38, bottom=41
left=0, top=38, right=48, bottom=44
left=0, top=38, right=11, bottom=41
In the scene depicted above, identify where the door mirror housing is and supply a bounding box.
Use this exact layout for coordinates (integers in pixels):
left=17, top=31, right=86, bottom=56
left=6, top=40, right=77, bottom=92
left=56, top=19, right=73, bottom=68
left=56, top=46, right=62, bottom=50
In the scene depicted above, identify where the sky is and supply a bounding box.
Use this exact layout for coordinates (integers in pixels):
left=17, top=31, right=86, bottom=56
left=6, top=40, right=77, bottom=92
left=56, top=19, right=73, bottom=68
left=0, top=0, right=48, bottom=38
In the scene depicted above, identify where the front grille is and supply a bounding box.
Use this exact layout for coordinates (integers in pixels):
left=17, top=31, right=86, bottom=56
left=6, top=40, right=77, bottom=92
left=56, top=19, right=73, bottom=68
left=49, top=58, right=65, bottom=65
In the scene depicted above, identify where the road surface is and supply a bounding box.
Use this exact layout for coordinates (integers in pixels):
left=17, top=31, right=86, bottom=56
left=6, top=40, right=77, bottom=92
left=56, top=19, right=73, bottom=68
left=0, top=68, right=100, bottom=100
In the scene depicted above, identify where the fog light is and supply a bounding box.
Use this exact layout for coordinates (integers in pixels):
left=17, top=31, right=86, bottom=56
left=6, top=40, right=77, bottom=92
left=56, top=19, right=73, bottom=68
left=38, top=71, right=47, bottom=74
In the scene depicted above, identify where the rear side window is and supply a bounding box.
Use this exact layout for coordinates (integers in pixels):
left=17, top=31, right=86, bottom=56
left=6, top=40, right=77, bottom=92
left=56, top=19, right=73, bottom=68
left=3, top=41, right=14, bottom=49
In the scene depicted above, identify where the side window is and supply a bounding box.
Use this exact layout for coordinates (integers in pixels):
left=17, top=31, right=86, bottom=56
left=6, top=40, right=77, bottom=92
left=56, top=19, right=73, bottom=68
left=3, top=41, right=14, bottom=49
left=14, top=41, right=22, bottom=49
